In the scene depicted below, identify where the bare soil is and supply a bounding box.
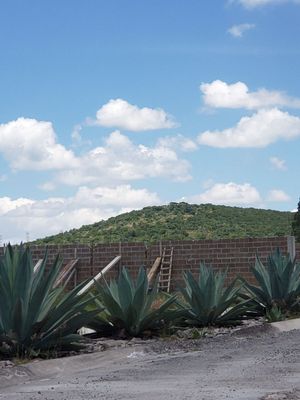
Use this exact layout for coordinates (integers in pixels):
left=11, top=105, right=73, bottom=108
left=1, top=325, right=300, bottom=400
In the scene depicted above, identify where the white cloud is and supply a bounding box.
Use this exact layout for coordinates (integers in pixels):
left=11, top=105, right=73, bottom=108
left=39, top=182, right=57, bottom=191
left=73, top=185, right=159, bottom=208
left=0, top=185, right=160, bottom=243
left=95, top=98, right=177, bottom=131
left=54, top=130, right=192, bottom=186
left=270, top=156, right=287, bottom=170
left=184, top=182, right=292, bottom=207
left=186, top=182, right=262, bottom=206
left=236, top=0, right=300, bottom=9
left=267, top=189, right=290, bottom=202
left=0, top=115, right=191, bottom=184
left=71, top=124, right=92, bottom=148
left=200, top=80, right=300, bottom=110
left=228, top=23, right=255, bottom=37
left=198, top=108, right=300, bottom=148
left=0, top=197, right=34, bottom=215
left=71, top=124, right=83, bottom=143
left=0, top=118, right=78, bottom=170
left=157, top=134, right=198, bottom=152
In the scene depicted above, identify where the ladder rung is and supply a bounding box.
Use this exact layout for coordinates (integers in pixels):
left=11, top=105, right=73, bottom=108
left=159, top=247, right=173, bottom=293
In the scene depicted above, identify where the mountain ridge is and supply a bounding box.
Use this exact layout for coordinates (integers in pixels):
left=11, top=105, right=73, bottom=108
left=33, top=202, right=294, bottom=244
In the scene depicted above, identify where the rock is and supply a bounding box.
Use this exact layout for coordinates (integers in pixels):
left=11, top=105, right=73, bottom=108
left=0, top=360, right=14, bottom=369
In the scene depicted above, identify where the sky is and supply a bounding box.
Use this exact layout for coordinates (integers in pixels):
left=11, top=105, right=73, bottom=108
left=0, top=0, right=300, bottom=243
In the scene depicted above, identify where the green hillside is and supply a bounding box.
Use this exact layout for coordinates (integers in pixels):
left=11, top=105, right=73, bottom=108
left=33, top=202, right=294, bottom=245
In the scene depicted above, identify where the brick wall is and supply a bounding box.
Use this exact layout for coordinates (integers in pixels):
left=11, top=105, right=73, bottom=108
left=10, top=236, right=289, bottom=289
left=295, top=242, right=300, bottom=261
left=160, top=237, right=288, bottom=288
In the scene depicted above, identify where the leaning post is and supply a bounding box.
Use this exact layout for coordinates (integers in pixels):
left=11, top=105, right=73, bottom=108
left=287, top=235, right=296, bottom=260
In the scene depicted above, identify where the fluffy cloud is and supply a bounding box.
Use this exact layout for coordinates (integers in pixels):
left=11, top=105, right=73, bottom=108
left=198, top=108, right=300, bottom=148
left=228, top=23, right=255, bottom=38
left=0, top=197, right=34, bottom=215
left=0, top=118, right=77, bottom=170
left=54, top=130, right=192, bottom=186
left=0, top=115, right=191, bottom=184
left=39, top=182, right=57, bottom=191
left=0, top=185, right=160, bottom=243
left=270, top=156, right=287, bottom=170
left=184, top=182, right=292, bottom=207
left=267, top=189, right=290, bottom=202
left=236, top=0, right=300, bottom=8
left=157, top=134, right=198, bottom=152
left=200, top=80, right=300, bottom=110
left=186, top=182, right=262, bottom=206
left=95, top=98, right=177, bottom=131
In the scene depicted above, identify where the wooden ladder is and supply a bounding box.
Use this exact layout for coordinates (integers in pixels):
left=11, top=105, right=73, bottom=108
left=158, top=246, right=173, bottom=293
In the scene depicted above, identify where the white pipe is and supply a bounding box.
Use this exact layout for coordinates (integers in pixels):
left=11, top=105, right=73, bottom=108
left=33, top=259, right=43, bottom=274
left=77, top=255, right=121, bottom=296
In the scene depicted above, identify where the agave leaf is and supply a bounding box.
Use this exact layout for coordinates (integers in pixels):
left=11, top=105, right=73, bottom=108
left=0, top=245, right=96, bottom=358
left=181, top=263, right=246, bottom=327
left=92, top=267, right=178, bottom=337
left=96, top=281, right=126, bottom=321
left=118, top=267, right=134, bottom=312
left=132, top=268, right=148, bottom=317
left=140, top=294, right=178, bottom=331
left=244, top=248, right=300, bottom=313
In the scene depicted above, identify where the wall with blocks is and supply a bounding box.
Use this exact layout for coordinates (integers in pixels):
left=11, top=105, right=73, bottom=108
left=11, top=235, right=293, bottom=289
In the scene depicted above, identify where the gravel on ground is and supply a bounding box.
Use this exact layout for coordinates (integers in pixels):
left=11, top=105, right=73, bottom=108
left=1, top=324, right=300, bottom=400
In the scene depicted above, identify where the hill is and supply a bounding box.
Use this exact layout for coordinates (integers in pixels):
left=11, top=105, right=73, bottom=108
left=33, top=202, right=294, bottom=245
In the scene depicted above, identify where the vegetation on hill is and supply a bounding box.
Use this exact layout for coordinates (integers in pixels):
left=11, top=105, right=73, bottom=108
left=33, top=202, right=294, bottom=245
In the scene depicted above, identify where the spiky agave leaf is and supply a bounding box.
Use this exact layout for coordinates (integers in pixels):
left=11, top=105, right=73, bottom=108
left=90, top=266, right=182, bottom=337
left=0, top=244, right=98, bottom=358
left=181, top=263, right=249, bottom=327
left=243, top=248, right=300, bottom=313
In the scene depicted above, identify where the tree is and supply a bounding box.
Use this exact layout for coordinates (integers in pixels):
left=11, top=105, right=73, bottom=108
left=292, top=199, right=300, bottom=242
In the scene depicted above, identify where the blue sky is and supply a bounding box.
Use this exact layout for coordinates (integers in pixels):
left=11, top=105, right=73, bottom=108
left=0, top=0, right=299, bottom=242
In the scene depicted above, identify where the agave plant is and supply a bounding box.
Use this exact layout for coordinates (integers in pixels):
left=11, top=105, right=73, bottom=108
left=181, top=263, right=249, bottom=327
left=0, top=244, right=97, bottom=358
left=89, top=266, right=181, bottom=337
left=243, top=248, right=300, bottom=314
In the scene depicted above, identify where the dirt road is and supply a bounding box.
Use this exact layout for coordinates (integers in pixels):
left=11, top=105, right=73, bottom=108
left=1, top=326, right=300, bottom=400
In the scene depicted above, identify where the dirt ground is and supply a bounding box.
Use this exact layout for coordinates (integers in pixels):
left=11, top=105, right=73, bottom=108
left=1, top=325, right=300, bottom=400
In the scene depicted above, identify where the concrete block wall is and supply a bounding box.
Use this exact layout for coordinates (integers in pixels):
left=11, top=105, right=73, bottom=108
left=2, top=236, right=287, bottom=289
left=159, top=237, right=288, bottom=288
left=295, top=242, right=300, bottom=261
left=29, top=244, right=92, bottom=285
left=0, top=236, right=294, bottom=289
